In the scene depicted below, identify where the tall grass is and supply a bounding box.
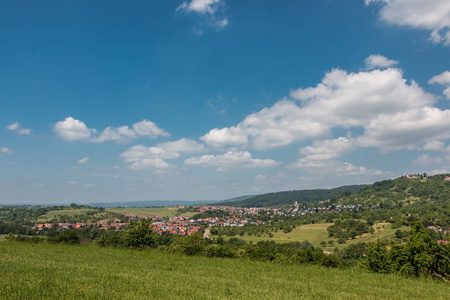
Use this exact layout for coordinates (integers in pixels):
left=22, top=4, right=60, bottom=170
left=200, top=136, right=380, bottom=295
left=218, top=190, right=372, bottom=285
left=0, top=242, right=448, bottom=299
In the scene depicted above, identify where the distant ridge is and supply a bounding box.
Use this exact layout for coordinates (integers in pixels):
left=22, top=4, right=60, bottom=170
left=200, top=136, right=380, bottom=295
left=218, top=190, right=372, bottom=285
left=89, top=200, right=213, bottom=208
left=213, top=185, right=368, bottom=208
left=217, top=195, right=254, bottom=203
left=89, top=195, right=255, bottom=208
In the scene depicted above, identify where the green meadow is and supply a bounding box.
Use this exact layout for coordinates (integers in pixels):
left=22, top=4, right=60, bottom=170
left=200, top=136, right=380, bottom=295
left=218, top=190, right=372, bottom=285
left=0, top=242, right=448, bottom=300
left=212, top=222, right=409, bottom=250
left=38, top=208, right=98, bottom=221
left=37, top=207, right=197, bottom=222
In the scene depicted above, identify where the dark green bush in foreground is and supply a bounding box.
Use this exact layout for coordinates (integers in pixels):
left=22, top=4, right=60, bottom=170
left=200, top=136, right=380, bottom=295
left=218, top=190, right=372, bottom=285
left=366, top=222, right=450, bottom=280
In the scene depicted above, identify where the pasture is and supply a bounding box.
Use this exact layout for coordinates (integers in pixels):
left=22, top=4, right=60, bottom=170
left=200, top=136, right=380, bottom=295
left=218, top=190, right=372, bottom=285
left=0, top=242, right=448, bottom=299
left=212, top=222, right=409, bottom=250
left=38, top=208, right=97, bottom=221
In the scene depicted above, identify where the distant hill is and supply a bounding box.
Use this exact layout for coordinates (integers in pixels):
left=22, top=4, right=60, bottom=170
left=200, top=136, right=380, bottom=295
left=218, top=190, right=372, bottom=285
left=342, top=173, right=450, bottom=208
left=213, top=185, right=368, bottom=208
left=89, top=195, right=255, bottom=208
left=219, top=195, right=255, bottom=203
left=89, top=200, right=214, bottom=208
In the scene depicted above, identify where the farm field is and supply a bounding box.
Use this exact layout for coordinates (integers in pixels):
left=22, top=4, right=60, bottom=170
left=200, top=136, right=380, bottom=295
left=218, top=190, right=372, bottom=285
left=106, top=207, right=197, bottom=219
left=38, top=208, right=97, bottom=221
left=1, top=242, right=448, bottom=300
left=336, top=223, right=409, bottom=249
left=212, top=222, right=409, bottom=250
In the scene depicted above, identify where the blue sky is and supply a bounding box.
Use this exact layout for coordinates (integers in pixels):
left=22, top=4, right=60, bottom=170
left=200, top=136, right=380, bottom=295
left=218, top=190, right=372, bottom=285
left=1, top=0, right=450, bottom=204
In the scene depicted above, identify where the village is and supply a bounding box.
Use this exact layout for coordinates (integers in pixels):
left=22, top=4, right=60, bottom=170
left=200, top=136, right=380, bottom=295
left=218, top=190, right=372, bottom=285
left=30, top=201, right=372, bottom=236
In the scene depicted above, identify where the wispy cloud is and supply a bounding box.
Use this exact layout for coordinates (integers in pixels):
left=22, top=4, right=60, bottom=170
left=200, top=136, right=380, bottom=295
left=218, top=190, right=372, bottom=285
left=1, top=147, right=14, bottom=154
left=176, top=0, right=229, bottom=30
left=6, top=122, right=32, bottom=135
left=77, top=157, right=90, bottom=164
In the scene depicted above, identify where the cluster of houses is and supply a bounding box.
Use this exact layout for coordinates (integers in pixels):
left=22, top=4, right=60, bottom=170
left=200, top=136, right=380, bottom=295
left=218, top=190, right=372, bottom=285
left=32, top=219, right=129, bottom=231
left=406, top=173, right=450, bottom=180
left=427, top=225, right=449, bottom=235
left=152, top=216, right=201, bottom=236
left=189, top=201, right=369, bottom=217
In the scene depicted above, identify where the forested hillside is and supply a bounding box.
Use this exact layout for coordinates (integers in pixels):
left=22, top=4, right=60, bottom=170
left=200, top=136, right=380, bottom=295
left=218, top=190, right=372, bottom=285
left=215, top=185, right=367, bottom=207
left=342, top=174, right=450, bottom=208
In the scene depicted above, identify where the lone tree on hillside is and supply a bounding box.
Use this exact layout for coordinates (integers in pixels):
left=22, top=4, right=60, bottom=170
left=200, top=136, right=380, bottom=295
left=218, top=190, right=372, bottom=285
left=125, top=218, right=158, bottom=248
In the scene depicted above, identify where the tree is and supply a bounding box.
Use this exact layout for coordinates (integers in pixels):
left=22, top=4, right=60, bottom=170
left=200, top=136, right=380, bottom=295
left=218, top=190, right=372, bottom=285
left=125, top=219, right=159, bottom=248
left=366, top=222, right=450, bottom=280
left=366, top=240, right=390, bottom=273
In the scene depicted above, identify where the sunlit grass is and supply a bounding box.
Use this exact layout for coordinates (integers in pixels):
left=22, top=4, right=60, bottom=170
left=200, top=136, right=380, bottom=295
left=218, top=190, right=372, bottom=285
left=212, top=222, right=409, bottom=250
left=0, top=242, right=447, bottom=299
left=38, top=208, right=97, bottom=221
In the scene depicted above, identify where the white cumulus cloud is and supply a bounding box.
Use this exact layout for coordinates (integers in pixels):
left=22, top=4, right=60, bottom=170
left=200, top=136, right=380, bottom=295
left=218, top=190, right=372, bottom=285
left=299, top=137, right=357, bottom=160
left=356, top=107, right=450, bottom=151
left=184, top=151, right=281, bottom=171
left=292, top=68, right=434, bottom=128
left=366, top=0, right=450, bottom=45
left=364, top=54, right=398, bottom=70
left=121, top=138, right=204, bottom=170
left=202, top=100, right=330, bottom=150
left=54, top=117, right=94, bottom=141
left=429, top=71, right=450, bottom=100
left=54, top=117, right=169, bottom=143
left=201, top=63, right=448, bottom=154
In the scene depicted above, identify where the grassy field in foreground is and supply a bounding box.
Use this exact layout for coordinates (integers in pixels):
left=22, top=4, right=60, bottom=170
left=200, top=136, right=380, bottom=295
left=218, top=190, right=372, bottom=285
left=106, top=207, right=197, bottom=219
left=38, top=208, right=97, bottom=221
left=0, top=242, right=448, bottom=300
left=212, top=222, right=409, bottom=250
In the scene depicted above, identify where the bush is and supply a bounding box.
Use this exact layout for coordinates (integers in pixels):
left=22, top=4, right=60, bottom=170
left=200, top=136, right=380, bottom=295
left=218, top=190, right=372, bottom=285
left=48, top=230, right=80, bottom=245
left=366, top=222, right=450, bottom=279
left=169, top=234, right=206, bottom=256
left=205, top=245, right=237, bottom=258
left=125, top=219, right=159, bottom=248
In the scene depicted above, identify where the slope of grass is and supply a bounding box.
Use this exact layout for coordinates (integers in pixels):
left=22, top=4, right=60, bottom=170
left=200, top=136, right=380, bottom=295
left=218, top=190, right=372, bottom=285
left=230, top=223, right=331, bottom=245
left=212, top=223, right=409, bottom=250
left=335, top=223, right=409, bottom=249
left=0, top=242, right=448, bottom=299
